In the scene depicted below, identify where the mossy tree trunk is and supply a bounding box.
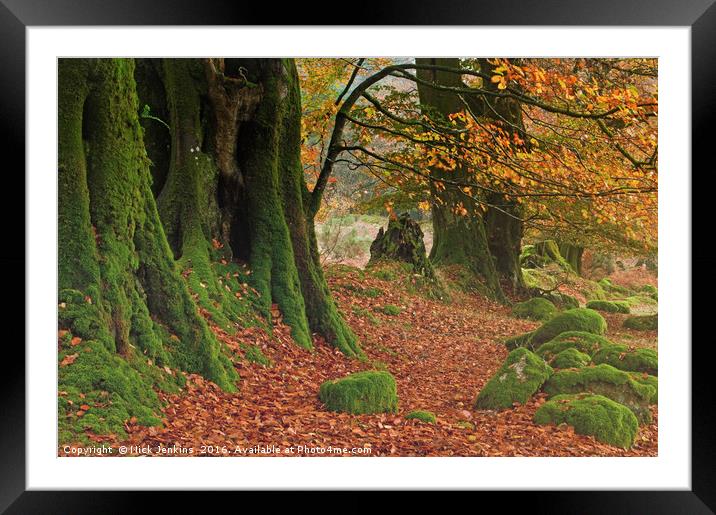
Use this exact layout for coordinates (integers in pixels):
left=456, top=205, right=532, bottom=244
left=475, top=58, right=527, bottom=292
left=137, top=58, right=361, bottom=357
left=558, top=242, right=585, bottom=275
left=58, top=58, right=238, bottom=390
left=416, top=58, right=505, bottom=301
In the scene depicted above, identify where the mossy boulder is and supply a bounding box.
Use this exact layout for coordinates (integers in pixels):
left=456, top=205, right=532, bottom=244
left=511, top=297, right=557, bottom=322
left=405, top=410, right=437, bottom=423
left=319, top=370, right=398, bottom=414
left=641, top=284, right=657, bottom=295
left=504, top=331, right=536, bottom=351
left=535, top=331, right=612, bottom=361
left=474, top=348, right=553, bottom=410
left=543, top=364, right=655, bottom=423
left=550, top=348, right=591, bottom=369
left=552, top=292, right=580, bottom=310
left=592, top=344, right=658, bottom=376
left=623, top=314, right=658, bottom=331
left=629, top=373, right=658, bottom=404
left=586, top=300, right=631, bottom=314
left=533, top=393, right=639, bottom=449
left=598, top=278, right=632, bottom=296
left=529, top=308, right=607, bottom=349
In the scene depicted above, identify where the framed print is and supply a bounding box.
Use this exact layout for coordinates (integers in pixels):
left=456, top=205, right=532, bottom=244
left=2, top=0, right=714, bottom=510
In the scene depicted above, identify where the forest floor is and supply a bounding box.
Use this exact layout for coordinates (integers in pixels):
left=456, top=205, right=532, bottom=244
left=116, top=265, right=658, bottom=457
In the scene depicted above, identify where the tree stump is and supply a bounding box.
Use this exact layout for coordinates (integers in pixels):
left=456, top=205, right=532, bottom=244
left=369, top=213, right=435, bottom=278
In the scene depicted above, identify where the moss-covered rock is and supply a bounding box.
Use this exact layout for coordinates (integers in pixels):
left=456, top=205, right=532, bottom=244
left=511, top=297, right=557, bottom=322
left=598, top=278, right=632, bottom=296
left=641, top=284, right=657, bottom=295
left=474, top=348, right=553, bottom=410
left=535, top=331, right=612, bottom=360
left=543, top=364, right=655, bottom=423
left=504, top=331, right=536, bottom=351
left=592, top=344, right=658, bottom=376
left=529, top=308, right=607, bottom=349
left=319, top=370, right=398, bottom=414
left=623, top=314, right=658, bottom=331
left=550, top=348, right=591, bottom=369
left=533, top=393, right=639, bottom=449
left=629, top=373, right=658, bottom=404
left=586, top=300, right=631, bottom=314
left=405, top=410, right=437, bottom=423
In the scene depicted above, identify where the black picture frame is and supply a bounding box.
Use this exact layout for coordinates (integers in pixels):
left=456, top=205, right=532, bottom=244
left=2, top=0, right=712, bottom=510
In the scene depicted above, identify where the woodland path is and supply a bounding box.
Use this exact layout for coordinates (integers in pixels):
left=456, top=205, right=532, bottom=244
left=119, top=267, right=658, bottom=457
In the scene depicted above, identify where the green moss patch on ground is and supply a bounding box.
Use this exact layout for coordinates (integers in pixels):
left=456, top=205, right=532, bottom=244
left=543, top=364, right=655, bottom=423
left=405, top=410, right=437, bottom=423
left=549, top=348, right=591, bottom=369
left=534, top=393, right=639, bottom=449
left=535, top=331, right=612, bottom=361
left=474, top=348, right=553, bottom=410
left=623, top=314, right=658, bottom=331
left=511, top=297, right=557, bottom=322
left=592, top=344, right=658, bottom=376
left=586, top=300, right=631, bottom=314
left=240, top=343, right=273, bottom=367
left=319, top=370, right=398, bottom=414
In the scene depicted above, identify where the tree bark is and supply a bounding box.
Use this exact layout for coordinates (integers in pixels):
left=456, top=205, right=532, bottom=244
left=416, top=58, right=505, bottom=301
left=137, top=58, right=361, bottom=357
left=58, top=58, right=238, bottom=389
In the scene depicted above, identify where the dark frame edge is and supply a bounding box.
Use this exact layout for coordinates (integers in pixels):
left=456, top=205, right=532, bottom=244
left=0, top=1, right=26, bottom=514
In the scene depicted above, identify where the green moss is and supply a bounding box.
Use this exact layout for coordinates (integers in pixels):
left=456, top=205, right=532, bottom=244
left=405, top=410, right=437, bottom=423
left=534, top=394, right=639, bottom=449
left=474, top=348, right=553, bottom=410
left=543, top=364, right=655, bottom=423
left=58, top=338, right=184, bottom=443
left=58, top=58, right=238, bottom=446
left=529, top=308, right=607, bottom=350
left=641, top=284, right=657, bottom=295
left=586, top=300, right=631, bottom=314
left=319, top=370, right=398, bottom=414
left=553, top=292, right=580, bottom=310
left=592, top=344, right=658, bottom=376
left=598, top=278, right=632, bottom=296
left=378, top=304, right=403, bottom=316
left=363, top=287, right=382, bottom=298
left=240, top=343, right=272, bottom=367
left=550, top=348, right=591, bottom=369
left=511, top=297, right=557, bottom=322
left=352, top=306, right=381, bottom=326
left=535, top=331, right=612, bottom=360
left=624, top=295, right=658, bottom=307
left=623, top=314, right=658, bottom=331
left=504, top=330, right=535, bottom=351
left=629, top=372, right=658, bottom=404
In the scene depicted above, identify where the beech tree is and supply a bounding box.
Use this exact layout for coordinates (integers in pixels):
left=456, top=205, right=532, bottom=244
left=59, top=58, right=361, bottom=413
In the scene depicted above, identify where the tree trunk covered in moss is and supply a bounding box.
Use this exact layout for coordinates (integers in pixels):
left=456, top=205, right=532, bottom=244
left=136, top=58, right=361, bottom=357
left=475, top=58, right=527, bottom=292
left=58, top=58, right=238, bottom=390
left=558, top=242, right=584, bottom=275
left=484, top=194, right=525, bottom=290
left=416, top=58, right=505, bottom=301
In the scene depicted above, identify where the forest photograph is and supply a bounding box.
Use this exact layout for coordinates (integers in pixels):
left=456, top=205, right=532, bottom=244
left=57, top=56, right=658, bottom=458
